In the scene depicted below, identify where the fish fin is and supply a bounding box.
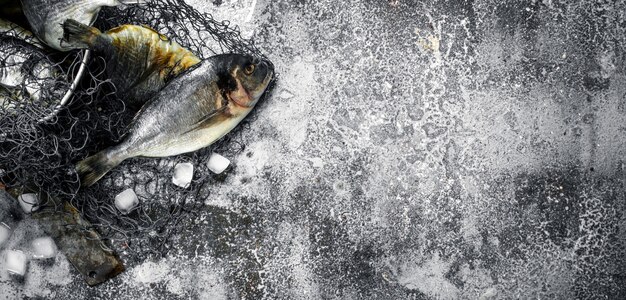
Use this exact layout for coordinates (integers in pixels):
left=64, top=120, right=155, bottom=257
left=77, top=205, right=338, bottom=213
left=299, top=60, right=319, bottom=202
left=62, top=19, right=101, bottom=49
left=76, top=150, right=122, bottom=187
left=184, top=107, right=230, bottom=134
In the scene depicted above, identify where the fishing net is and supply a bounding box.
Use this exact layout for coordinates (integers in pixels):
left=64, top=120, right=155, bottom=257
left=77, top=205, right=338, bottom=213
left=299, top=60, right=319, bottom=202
left=0, top=0, right=268, bottom=259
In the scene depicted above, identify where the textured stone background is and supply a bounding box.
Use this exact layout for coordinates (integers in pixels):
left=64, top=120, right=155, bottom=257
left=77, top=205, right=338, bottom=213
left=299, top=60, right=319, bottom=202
left=2, top=0, right=626, bottom=299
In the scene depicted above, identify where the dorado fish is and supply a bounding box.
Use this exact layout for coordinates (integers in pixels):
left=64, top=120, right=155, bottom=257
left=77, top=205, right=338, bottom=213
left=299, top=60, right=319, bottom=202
left=77, top=54, right=274, bottom=187
left=62, top=19, right=201, bottom=106
left=20, top=0, right=145, bottom=51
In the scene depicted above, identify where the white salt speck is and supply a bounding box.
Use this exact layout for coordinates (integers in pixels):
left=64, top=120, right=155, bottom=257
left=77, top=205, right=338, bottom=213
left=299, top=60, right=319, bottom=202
left=172, top=163, right=194, bottom=188
left=114, top=189, right=138, bottom=214
left=479, top=287, right=498, bottom=300
left=279, top=90, right=295, bottom=99
left=18, top=193, right=39, bottom=214
left=31, top=237, right=57, bottom=259
left=4, top=250, right=28, bottom=276
left=207, top=154, right=230, bottom=174
left=166, top=276, right=183, bottom=295
left=133, top=261, right=170, bottom=284
left=309, top=157, right=324, bottom=168
left=246, top=0, right=257, bottom=22
left=0, top=223, right=11, bottom=248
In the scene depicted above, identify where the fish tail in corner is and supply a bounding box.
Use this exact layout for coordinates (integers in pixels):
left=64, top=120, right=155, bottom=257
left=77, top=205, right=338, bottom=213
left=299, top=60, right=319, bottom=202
left=76, top=150, right=121, bottom=187
left=61, top=19, right=102, bottom=49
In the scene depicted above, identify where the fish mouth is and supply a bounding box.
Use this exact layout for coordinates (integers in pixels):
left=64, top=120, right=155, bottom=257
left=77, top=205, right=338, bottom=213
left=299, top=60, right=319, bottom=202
left=257, top=59, right=275, bottom=95
left=262, top=59, right=275, bottom=81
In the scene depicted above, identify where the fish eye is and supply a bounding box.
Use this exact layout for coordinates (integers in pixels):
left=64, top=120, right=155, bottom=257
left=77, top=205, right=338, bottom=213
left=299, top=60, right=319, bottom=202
left=244, top=64, right=256, bottom=75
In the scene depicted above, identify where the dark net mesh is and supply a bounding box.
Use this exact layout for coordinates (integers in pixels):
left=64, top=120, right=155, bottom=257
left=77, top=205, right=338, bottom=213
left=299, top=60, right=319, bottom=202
left=0, top=0, right=265, bottom=258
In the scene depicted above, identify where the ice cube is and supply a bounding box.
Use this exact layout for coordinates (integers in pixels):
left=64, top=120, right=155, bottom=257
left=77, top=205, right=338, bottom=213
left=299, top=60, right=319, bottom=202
left=207, top=153, right=230, bottom=174
left=114, top=189, right=138, bottom=214
left=172, top=162, right=194, bottom=188
left=0, top=223, right=11, bottom=248
left=4, top=250, right=27, bottom=276
left=17, top=193, right=39, bottom=213
left=31, top=237, right=57, bottom=259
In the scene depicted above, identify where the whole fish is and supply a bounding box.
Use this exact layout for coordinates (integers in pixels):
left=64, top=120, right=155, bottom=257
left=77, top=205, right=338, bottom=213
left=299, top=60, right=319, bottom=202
left=20, top=0, right=145, bottom=51
left=62, top=19, right=200, bottom=106
left=77, top=54, right=274, bottom=187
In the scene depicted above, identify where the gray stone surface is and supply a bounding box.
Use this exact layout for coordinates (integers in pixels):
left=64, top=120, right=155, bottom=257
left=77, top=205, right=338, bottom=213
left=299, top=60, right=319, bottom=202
left=2, top=0, right=626, bottom=299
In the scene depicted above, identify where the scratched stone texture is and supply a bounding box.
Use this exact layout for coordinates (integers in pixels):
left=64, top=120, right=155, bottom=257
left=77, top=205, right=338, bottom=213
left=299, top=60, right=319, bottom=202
left=1, top=0, right=626, bottom=299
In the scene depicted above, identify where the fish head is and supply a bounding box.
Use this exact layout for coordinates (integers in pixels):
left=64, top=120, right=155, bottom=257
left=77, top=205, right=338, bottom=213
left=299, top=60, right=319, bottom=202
left=220, top=54, right=274, bottom=108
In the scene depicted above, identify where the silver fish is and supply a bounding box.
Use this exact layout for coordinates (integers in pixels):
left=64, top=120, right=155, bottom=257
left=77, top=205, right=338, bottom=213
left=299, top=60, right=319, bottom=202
left=20, top=0, right=145, bottom=51
left=77, top=54, right=274, bottom=187
left=0, top=18, right=45, bottom=49
left=0, top=36, right=62, bottom=112
left=0, top=18, right=88, bottom=122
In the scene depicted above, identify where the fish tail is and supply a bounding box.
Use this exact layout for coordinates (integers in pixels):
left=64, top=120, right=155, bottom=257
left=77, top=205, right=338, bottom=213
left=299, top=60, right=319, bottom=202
left=62, top=19, right=101, bottom=49
left=76, top=150, right=123, bottom=187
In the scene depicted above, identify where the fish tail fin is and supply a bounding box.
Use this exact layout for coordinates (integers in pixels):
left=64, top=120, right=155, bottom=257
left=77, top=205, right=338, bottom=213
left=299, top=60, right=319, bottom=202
left=62, top=19, right=101, bottom=49
left=117, top=0, right=147, bottom=5
left=76, top=150, right=122, bottom=187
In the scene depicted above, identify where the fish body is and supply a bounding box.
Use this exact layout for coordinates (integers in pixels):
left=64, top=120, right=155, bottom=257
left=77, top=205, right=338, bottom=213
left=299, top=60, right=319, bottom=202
left=0, top=20, right=48, bottom=92
left=34, top=201, right=124, bottom=285
left=62, top=19, right=200, bottom=106
left=0, top=18, right=45, bottom=49
left=77, top=54, right=274, bottom=186
left=20, top=0, right=145, bottom=51
left=3, top=183, right=123, bottom=285
left=0, top=36, right=61, bottom=111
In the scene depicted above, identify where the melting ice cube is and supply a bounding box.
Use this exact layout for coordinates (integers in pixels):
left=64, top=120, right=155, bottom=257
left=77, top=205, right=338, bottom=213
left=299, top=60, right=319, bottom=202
left=17, top=193, right=39, bottom=213
left=0, top=223, right=11, bottom=248
left=31, top=237, right=57, bottom=259
left=114, top=189, right=138, bottom=214
left=172, top=162, right=194, bottom=188
left=4, top=250, right=27, bottom=276
left=207, top=153, right=230, bottom=174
